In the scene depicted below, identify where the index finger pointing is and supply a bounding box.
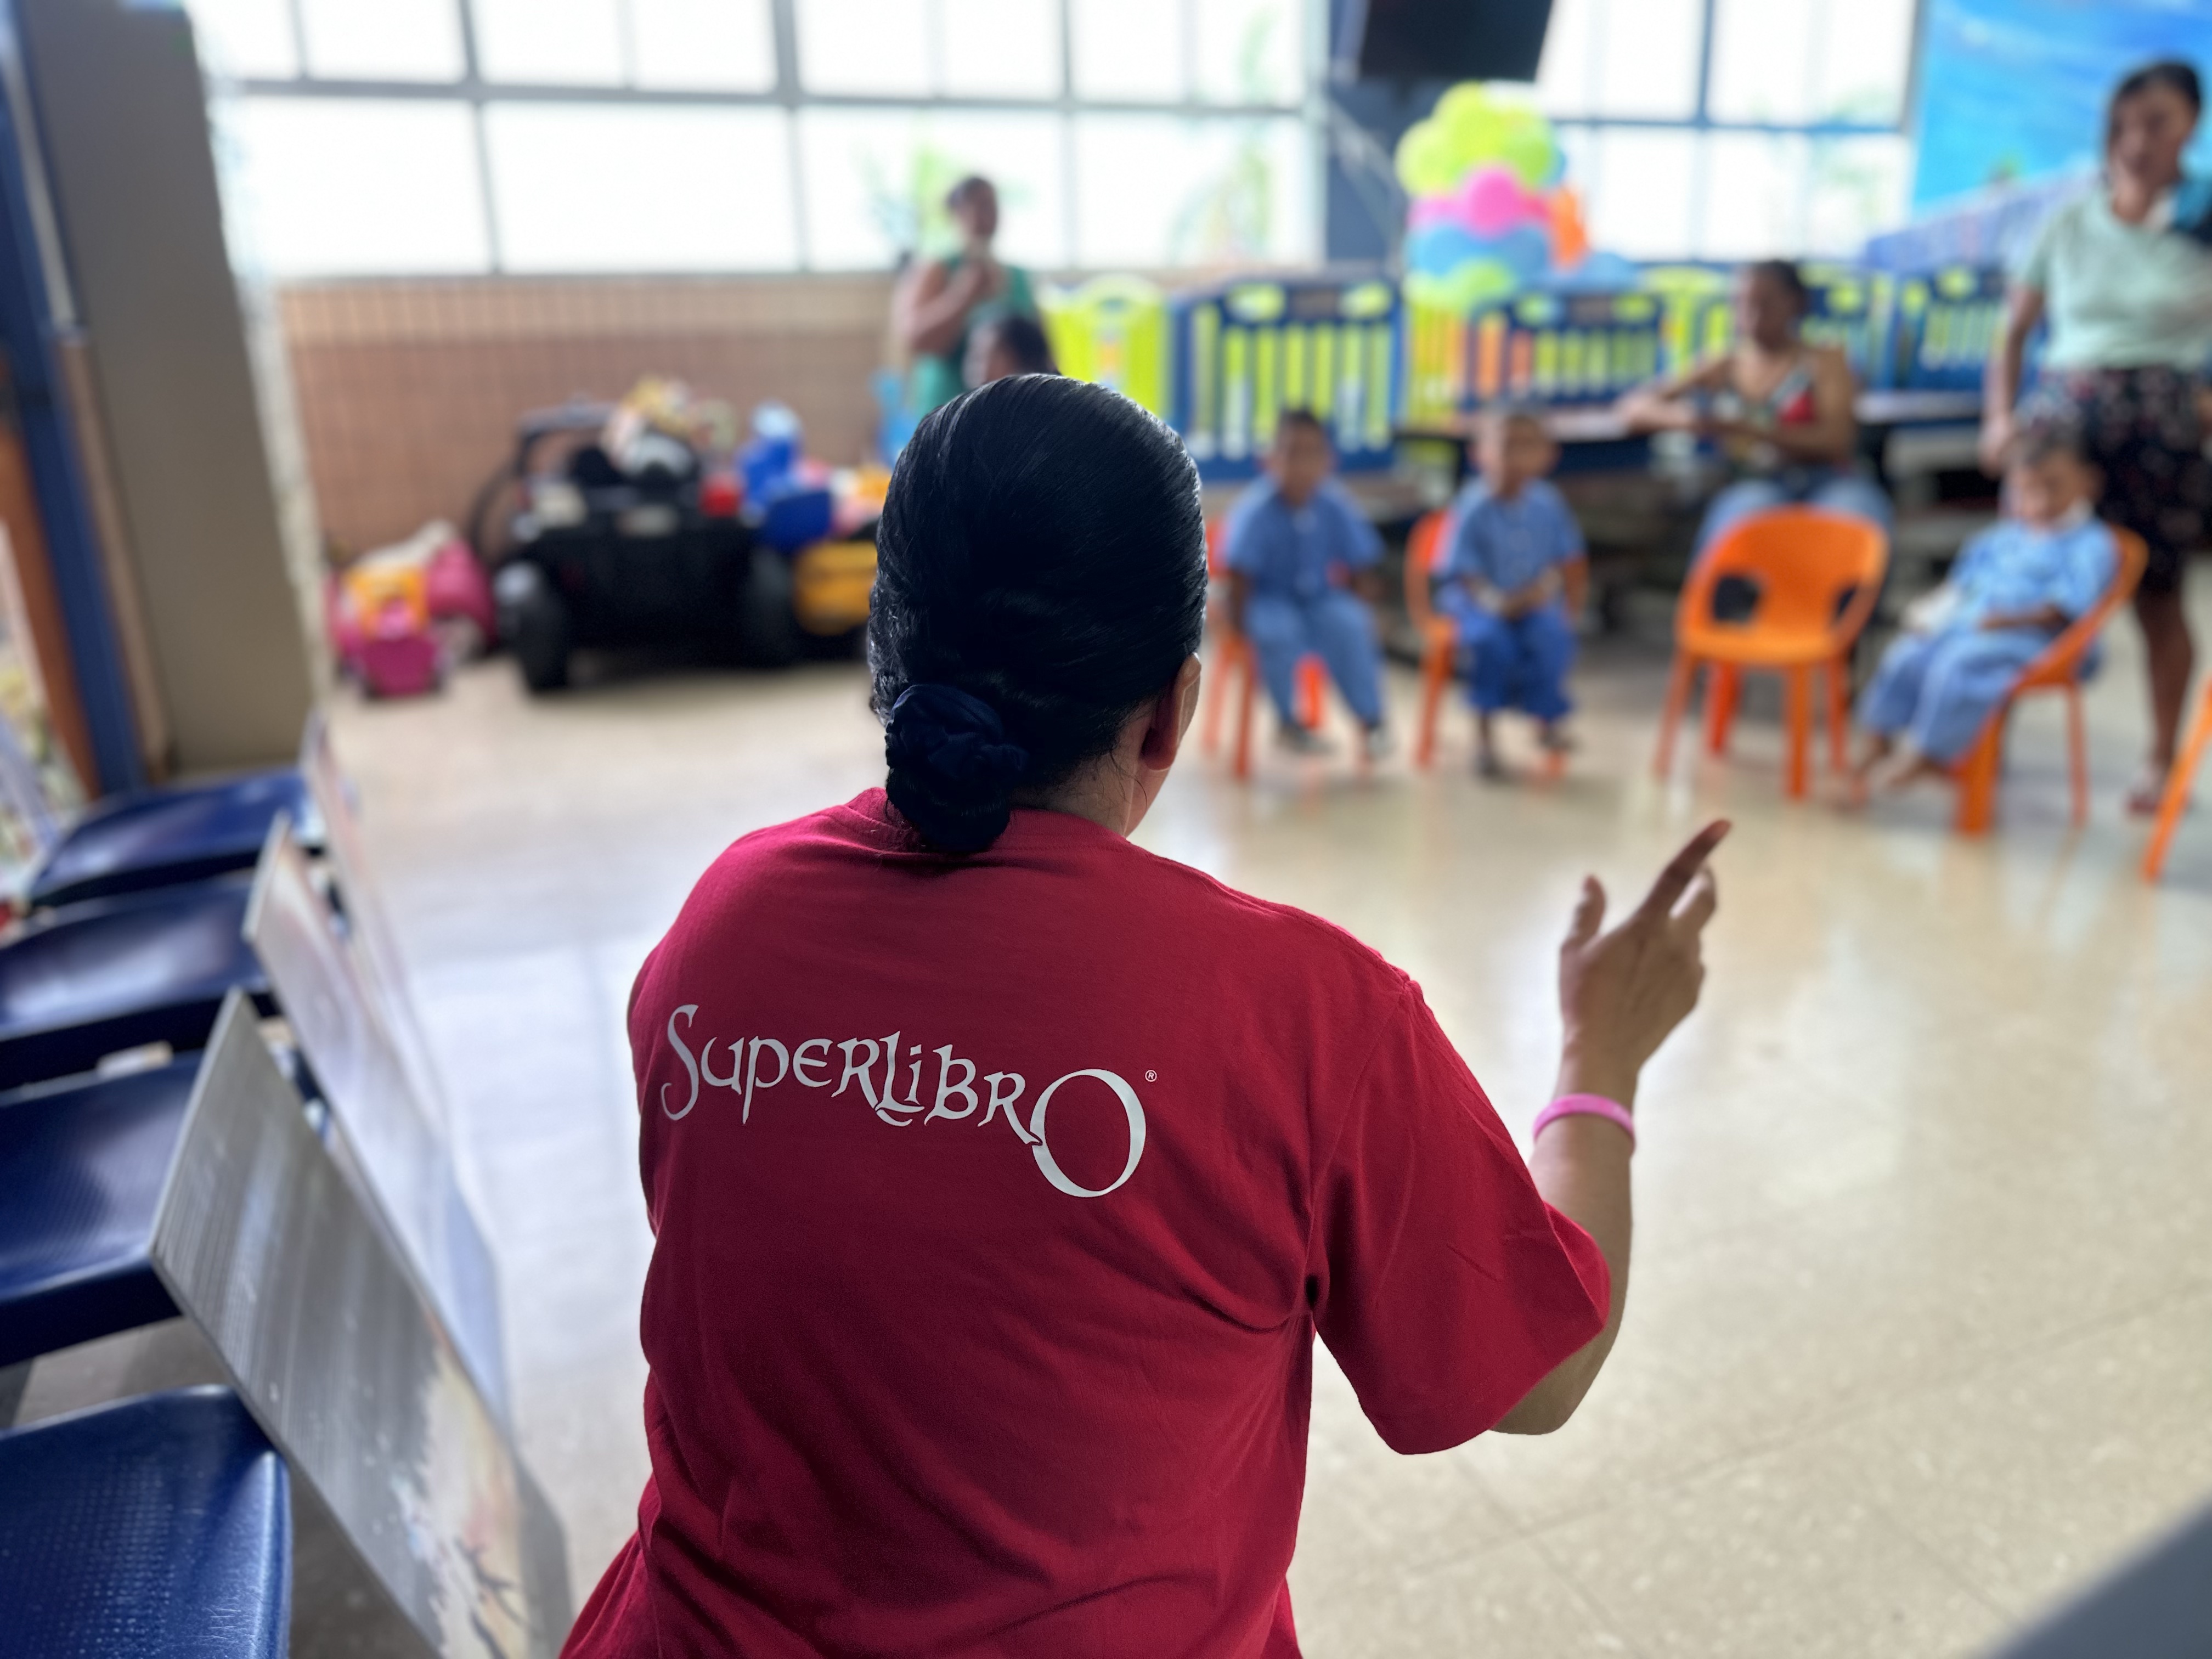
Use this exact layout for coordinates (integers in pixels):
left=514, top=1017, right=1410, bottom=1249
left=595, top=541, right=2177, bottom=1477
left=1633, top=820, right=1731, bottom=924
left=1671, top=865, right=1719, bottom=936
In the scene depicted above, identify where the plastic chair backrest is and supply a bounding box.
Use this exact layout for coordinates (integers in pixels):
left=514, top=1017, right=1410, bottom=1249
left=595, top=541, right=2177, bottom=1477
left=1205, top=516, right=1229, bottom=579
left=2014, top=527, right=2146, bottom=692
left=1402, top=507, right=1454, bottom=629
left=1679, top=508, right=1889, bottom=648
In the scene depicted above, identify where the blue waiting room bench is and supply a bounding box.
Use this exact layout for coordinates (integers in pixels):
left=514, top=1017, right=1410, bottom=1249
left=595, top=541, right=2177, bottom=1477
left=0, top=1386, right=290, bottom=1659
left=27, top=769, right=311, bottom=912
left=0, top=878, right=267, bottom=1092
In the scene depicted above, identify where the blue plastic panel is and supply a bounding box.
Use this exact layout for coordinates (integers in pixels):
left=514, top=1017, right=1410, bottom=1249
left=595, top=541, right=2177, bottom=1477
left=1171, top=274, right=1402, bottom=481
left=0, top=1056, right=196, bottom=1367
left=0, top=1387, right=289, bottom=1659
left=30, top=770, right=311, bottom=911
left=1893, top=265, right=2014, bottom=393
left=0, top=876, right=267, bottom=1090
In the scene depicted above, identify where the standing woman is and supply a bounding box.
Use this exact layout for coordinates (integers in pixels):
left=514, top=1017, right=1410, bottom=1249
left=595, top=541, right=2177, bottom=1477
left=897, top=176, right=1040, bottom=419
left=1984, top=61, right=2212, bottom=812
left=562, top=376, right=1724, bottom=1657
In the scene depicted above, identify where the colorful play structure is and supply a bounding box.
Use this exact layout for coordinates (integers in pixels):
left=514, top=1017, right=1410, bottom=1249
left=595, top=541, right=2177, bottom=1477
left=1036, top=84, right=2018, bottom=481
left=1039, top=254, right=2011, bottom=483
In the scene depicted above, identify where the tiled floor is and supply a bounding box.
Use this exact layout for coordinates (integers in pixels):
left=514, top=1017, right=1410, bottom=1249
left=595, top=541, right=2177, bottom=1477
left=330, top=614, right=2212, bottom=1658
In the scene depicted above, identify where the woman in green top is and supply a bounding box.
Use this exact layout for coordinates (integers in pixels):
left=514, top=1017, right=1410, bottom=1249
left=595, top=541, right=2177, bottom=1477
left=898, top=176, right=1039, bottom=418
left=1985, top=61, right=2212, bottom=812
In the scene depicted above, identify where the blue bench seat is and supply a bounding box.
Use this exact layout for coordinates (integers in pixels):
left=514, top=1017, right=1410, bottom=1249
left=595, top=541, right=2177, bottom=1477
left=0, top=1386, right=289, bottom=1659
left=29, top=769, right=310, bottom=912
left=0, top=879, right=266, bottom=1091
left=0, top=1057, right=198, bottom=1368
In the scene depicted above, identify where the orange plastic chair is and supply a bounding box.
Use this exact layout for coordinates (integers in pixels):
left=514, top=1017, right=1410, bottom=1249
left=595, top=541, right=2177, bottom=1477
left=1653, top=509, right=1888, bottom=799
left=2143, top=668, right=2212, bottom=879
left=1949, top=528, right=2144, bottom=836
left=1198, top=517, right=1329, bottom=779
left=1403, top=507, right=1458, bottom=767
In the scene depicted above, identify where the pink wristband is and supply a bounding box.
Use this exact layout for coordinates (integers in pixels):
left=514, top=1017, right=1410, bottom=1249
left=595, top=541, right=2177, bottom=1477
left=1532, top=1092, right=1636, bottom=1150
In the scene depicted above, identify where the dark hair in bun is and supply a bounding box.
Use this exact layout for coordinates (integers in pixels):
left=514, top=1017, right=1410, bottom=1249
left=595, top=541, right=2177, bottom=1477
left=870, top=375, right=1206, bottom=854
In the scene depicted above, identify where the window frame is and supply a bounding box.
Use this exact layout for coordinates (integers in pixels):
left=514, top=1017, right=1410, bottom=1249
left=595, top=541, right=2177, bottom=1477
left=207, top=0, right=1324, bottom=275
left=1545, top=0, right=1922, bottom=261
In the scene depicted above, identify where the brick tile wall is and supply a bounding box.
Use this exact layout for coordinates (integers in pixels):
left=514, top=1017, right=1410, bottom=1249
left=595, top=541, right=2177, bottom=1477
left=280, top=273, right=897, bottom=556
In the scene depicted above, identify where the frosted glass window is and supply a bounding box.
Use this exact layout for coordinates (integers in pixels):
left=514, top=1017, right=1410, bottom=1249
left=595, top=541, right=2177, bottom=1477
left=1073, top=115, right=1312, bottom=267
left=297, top=0, right=464, bottom=81
left=1700, top=132, right=1806, bottom=259
left=798, top=109, right=1066, bottom=270
left=1583, top=128, right=1697, bottom=259
left=797, top=0, right=930, bottom=95
left=798, top=110, right=927, bottom=269
left=485, top=104, right=799, bottom=270
left=1708, top=0, right=1815, bottom=125
left=1804, top=135, right=1909, bottom=255
left=940, top=0, right=1062, bottom=99
left=1712, top=0, right=1914, bottom=127
left=1593, top=0, right=1700, bottom=119
left=1071, top=0, right=1186, bottom=104
left=1194, top=0, right=1302, bottom=106
left=631, top=0, right=775, bottom=90
left=183, top=0, right=298, bottom=78
left=1534, top=0, right=1595, bottom=117
left=223, top=99, right=488, bottom=275
left=631, top=0, right=776, bottom=90
left=471, top=0, right=625, bottom=86
left=1542, top=0, right=1700, bottom=120
left=922, top=114, right=1068, bottom=267
left=1812, top=0, right=1914, bottom=125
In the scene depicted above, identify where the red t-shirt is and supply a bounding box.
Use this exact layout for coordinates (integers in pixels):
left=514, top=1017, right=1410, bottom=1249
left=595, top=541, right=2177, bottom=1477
left=565, top=791, right=1608, bottom=1658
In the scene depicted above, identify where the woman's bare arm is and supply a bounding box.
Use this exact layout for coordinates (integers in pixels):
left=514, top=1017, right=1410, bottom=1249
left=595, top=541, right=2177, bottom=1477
left=1981, top=285, right=2045, bottom=473
left=1494, top=821, right=1727, bottom=1435
left=1617, top=358, right=1729, bottom=432
left=899, top=259, right=991, bottom=357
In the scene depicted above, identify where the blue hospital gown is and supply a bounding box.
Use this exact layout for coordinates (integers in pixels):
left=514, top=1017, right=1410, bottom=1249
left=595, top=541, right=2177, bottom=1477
left=1225, top=478, right=1386, bottom=727
left=1856, top=514, right=2118, bottom=762
left=1438, top=479, right=1586, bottom=720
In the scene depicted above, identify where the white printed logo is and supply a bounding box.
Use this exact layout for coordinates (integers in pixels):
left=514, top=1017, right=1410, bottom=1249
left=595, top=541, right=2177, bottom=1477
left=658, top=1006, right=1148, bottom=1199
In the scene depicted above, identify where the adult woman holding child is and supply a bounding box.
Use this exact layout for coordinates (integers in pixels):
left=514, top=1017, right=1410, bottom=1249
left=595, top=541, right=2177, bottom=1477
left=562, top=376, right=1725, bottom=1656
left=1620, top=258, right=1891, bottom=555
left=1984, top=59, right=2212, bottom=814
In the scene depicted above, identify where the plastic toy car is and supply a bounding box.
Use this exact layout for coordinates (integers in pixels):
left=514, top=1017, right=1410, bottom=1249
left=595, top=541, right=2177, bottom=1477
left=472, top=400, right=853, bottom=693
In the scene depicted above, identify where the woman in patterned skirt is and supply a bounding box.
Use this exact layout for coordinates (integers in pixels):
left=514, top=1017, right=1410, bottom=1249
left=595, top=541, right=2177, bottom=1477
left=1984, top=60, right=2212, bottom=813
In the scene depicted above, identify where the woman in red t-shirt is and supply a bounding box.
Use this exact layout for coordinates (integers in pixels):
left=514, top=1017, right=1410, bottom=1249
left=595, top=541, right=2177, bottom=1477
left=565, top=376, right=1724, bottom=1658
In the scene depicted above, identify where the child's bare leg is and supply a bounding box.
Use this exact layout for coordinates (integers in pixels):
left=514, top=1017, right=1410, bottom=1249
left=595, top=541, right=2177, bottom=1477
left=1878, top=746, right=1948, bottom=791
left=1474, top=711, right=1505, bottom=780
left=1852, top=732, right=1894, bottom=776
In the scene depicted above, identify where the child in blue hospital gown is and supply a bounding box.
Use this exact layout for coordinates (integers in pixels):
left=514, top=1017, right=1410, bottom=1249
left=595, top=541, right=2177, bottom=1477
left=1438, top=407, right=1589, bottom=778
left=1224, top=409, right=1390, bottom=759
left=1854, top=427, right=2116, bottom=793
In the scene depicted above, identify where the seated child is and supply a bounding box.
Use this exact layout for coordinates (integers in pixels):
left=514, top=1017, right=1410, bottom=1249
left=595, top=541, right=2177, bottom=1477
left=1224, top=409, right=1390, bottom=759
left=964, top=314, right=1059, bottom=388
left=1437, top=407, right=1588, bottom=777
left=1853, top=426, right=2115, bottom=793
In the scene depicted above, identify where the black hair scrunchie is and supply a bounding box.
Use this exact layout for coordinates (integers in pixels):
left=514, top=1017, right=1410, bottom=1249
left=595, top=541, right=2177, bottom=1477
left=884, top=683, right=1030, bottom=853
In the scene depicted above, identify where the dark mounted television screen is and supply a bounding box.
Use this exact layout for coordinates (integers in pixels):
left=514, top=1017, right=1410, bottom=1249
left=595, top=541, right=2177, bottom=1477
left=1351, top=0, right=1555, bottom=82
